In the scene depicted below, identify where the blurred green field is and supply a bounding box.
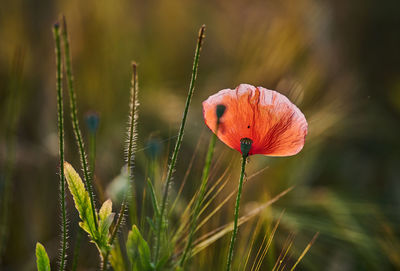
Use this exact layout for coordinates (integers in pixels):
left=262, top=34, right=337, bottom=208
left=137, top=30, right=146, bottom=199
left=1, top=0, right=400, bottom=270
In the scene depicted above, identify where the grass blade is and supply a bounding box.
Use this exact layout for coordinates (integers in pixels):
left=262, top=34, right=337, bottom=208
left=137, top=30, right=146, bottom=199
left=190, top=186, right=293, bottom=256
left=289, top=232, right=319, bottom=271
left=179, top=131, right=219, bottom=266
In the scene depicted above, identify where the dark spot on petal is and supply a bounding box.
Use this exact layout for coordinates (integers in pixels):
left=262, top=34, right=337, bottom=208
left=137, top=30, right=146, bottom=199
left=247, top=125, right=250, bottom=128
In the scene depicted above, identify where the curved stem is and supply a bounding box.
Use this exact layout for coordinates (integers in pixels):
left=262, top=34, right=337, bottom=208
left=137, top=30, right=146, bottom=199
left=226, top=155, right=247, bottom=271
left=154, top=25, right=205, bottom=264
left=53, top=23, right=68, bottom=271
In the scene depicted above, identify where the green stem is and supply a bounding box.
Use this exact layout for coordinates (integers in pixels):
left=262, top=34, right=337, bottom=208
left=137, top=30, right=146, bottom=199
left=104, top=62, right=139, bottom=268
left=61, top=16, right=98, bottom=230
left=154, top=25, right=206, bottom=264
left=178, top=132, right=217, bottom=267
left=53, top=23, right=68, bottom=271
left=226, top=155, right=247, bottom=271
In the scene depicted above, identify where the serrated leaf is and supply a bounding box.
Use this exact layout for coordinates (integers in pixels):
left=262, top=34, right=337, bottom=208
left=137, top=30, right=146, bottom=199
left=64, top=162, right=97, bottom=238
left=126, top=225, right=152, bottom=271
left=36, top=242, right=50, bottom=271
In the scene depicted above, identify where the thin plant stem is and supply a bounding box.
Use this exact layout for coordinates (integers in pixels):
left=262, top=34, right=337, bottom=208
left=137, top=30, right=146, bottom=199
left=61, top=16, right=98, bottom=230
left=53, top=23, right=68, bottom=271
left=178, top=132, right=218, bottom=267
left=226, top=155, right=247, bottom=271
left=104, top=62, right=139, bottom=268
left=155, top=24, right=206, bottom=264
left=71, top=113, right=98, bottom=271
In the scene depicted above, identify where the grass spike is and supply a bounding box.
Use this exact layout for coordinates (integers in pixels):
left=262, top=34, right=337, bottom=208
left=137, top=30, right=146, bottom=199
left=61, top=16, right=98, bottom=230
left=105, top=62, right=140, bottom=267
left=52, top=22, right=68, bottom=271
left=155, top=24, right=206, bottom=263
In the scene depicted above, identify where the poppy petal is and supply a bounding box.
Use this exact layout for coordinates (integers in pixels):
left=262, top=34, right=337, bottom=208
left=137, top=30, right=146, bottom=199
left=202, top=84, right=307, bottom=156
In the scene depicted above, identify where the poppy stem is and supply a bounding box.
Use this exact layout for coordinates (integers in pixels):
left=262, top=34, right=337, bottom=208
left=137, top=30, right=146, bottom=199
left=226, top=154, right=248, bottom=271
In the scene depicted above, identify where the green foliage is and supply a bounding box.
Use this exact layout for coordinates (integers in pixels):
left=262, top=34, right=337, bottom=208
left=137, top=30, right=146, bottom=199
left=64, top=162, right=114, bottom=260
left=127, top=225, right=153, bottom=271
left=30, top=17, right=326, bottom=271
left=64, top=162, right=97, bottom=237
left=36, top=243, right=50, bottom=271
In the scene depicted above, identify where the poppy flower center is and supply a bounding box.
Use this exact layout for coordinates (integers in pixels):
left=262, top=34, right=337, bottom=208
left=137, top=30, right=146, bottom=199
left=240, top=137, right=253, bottom=157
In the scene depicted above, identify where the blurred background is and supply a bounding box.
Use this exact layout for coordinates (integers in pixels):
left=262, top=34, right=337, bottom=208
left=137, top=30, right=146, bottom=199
left=1, top=0, right=400, bottom=270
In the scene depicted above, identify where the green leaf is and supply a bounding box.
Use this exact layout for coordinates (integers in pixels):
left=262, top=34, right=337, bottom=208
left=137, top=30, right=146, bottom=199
left=97, top=199, right=115, bottom=253
left=64, top=162, right=97, bottom=238
left=36, top=242, right=50, bottom=271
left=99, top=199, right=112, bottom=222
left=126, top=225, right=152, bottom=271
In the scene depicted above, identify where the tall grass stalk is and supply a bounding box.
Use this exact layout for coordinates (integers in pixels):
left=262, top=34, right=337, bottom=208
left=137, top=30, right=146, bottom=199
left=155, top=24, right=206, bottom=264
left=71, top=112, right=99, bottom=271
left=226, top=155, right=248, bottom=271
left=104, top=62, right=139, bottom=267
left=52, top=23, right=68, bottom=271
left=61, top=16, right=98, bottom=230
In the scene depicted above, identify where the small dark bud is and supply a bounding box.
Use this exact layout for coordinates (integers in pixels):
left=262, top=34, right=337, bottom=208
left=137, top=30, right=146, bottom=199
left=216, top=104, right=226, bottom=120
left=85, top=111, right=100, bottom=134
left=240, top=138, right=253, bottom=157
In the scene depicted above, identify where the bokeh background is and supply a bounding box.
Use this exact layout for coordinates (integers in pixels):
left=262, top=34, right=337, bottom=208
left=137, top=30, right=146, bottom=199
left=1, top=0, right=400, bottom=270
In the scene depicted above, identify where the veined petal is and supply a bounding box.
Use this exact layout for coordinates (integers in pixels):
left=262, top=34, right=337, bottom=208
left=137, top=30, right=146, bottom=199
left=202, top=84, right=307, bottom=156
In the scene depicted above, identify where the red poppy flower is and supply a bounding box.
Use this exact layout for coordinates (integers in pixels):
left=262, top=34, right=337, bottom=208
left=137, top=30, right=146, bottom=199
left=202, top=84, right=307, bottom=156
